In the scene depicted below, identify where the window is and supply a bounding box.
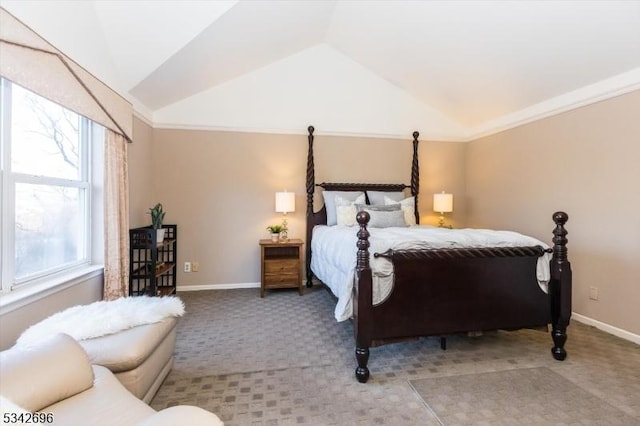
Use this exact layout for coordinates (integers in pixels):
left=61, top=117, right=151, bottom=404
left=1, top=78, right=100, bottom=294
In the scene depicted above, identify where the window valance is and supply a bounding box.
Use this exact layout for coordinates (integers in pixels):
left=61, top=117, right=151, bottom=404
left=0, top=8, right=133, bottom=141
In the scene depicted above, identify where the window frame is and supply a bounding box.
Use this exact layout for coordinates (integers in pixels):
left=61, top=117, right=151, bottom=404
left=0, top=78, right=98, bottom=295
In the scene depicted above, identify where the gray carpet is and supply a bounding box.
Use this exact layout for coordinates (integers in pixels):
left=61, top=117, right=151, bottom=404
left=151, top=287, right=640, bottom=425
left=411, top=367, right=638, bottom=425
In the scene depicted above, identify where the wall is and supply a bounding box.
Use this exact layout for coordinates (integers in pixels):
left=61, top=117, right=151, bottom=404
left=0, top=272, right=103, bottom=350
left=149, top=128, right=466, bottom=288
left=152, top=44, right=467, bottom=141
left=466, top=89, right=640, bottom=337
left=128, top=116, right=155, bottom=227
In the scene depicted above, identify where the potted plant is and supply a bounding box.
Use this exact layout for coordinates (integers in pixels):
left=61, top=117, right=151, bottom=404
left=266, top=224, right=283, bottom=242
left=148, top=203, right=166, bottom=243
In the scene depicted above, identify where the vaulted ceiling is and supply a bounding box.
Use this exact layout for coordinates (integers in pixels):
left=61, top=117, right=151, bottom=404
left=2, top=0, right=640, bottom=140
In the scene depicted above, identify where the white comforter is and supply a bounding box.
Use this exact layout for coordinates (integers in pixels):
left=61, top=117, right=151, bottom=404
left=310, top=225, right=551, bottom=322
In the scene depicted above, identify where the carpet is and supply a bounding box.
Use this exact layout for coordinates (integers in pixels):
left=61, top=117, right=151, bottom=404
left=151, top=288, right=640, bottom=425
left=168, top=287, right=355, bottom=379
left=411, top=367, right=639, bottom=425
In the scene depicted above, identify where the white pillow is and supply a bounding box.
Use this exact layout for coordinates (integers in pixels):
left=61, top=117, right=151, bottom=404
left=384, top=196, right=416, bottom=226
left=322, top=191, right=365, bottom=226
left=335, top=194, right=366, bottom=226
left=367, top=191, right=405, bottom=205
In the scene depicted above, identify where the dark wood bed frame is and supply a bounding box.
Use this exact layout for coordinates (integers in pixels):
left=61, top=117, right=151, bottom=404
left=305, top=126, right=572, bottom=383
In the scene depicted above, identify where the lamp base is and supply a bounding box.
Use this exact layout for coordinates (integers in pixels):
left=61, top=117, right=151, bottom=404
left=437, top=215, right=453, bottom=229
left=280, top=215, right=289, bottom=242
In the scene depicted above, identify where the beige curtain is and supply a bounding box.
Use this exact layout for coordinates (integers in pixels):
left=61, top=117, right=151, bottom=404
left=104, top=130, right=130, bottom=300
left=0, top=8, right=133, bottom=141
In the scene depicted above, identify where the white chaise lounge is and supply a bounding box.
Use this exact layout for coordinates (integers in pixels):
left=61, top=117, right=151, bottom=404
left=0, top=333, right=223, bottom=426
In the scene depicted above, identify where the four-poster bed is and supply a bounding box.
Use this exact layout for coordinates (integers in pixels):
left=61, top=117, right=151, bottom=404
left=304, top=126, right=572, bottom=383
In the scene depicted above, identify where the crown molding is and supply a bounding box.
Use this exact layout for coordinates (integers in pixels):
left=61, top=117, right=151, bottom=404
left=131, top=67, right=640, bottom=143
left=150, top=122, right=468, bottom=142
left=130, top=97, right=154, bottom=127
left=467, top=67, right=640, bottom=141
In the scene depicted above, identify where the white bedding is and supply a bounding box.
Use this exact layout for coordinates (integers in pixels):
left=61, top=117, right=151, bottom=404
left=310, top=225, right=551, bottom=322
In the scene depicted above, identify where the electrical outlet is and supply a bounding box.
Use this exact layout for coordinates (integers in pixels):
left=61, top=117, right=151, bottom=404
left=589, top=286, right=598, bottom=300
left=184, top=262, right=191, bottom=273
left=192, top=261, right=199, bottom=272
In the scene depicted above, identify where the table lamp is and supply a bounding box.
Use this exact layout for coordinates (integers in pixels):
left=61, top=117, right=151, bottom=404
left=275, top=191, right=295, bottom=241
left=433, top=191, right=453, bottom=228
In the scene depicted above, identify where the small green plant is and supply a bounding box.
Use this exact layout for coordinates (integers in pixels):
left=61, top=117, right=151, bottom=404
left=266, top=224, right=283, bottom=233
left=148, top=203, right=165, bottom=229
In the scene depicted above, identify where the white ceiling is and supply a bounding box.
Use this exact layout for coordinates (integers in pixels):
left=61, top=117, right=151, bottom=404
left=2, top=0, right=640, bottom=140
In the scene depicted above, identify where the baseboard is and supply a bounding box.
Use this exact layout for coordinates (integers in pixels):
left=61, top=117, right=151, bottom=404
left=572, top=312, right=640, bottom=345
left=177, top=282, right=260, bottom=292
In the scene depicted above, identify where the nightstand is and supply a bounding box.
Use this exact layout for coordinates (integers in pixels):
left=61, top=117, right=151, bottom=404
left=259, top=239, right=304, bottom=297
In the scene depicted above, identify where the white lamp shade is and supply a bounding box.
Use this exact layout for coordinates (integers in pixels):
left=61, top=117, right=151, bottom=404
left=275, top=191, right=295, bottom=213
left=433, top=192, right=453, bottom=213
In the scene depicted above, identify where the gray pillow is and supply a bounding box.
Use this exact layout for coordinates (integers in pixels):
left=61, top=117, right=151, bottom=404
left=356, top=203, right=401, bottom=212
left=322, top=191, right=365, bottom=226
left=384, top=196, right=417, bottom=226
left=357, top=205, right=407, bottom=228
left=366, top=191, right=405, bottom=205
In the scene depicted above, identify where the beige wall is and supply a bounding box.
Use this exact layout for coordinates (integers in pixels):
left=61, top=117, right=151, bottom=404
left=132, top=91, right=639, bottom=338
left=128, top=117, right=156, bottom=228
left=0, top=273, right=103, bottom=350
left=147, top=129, right=465, bottom=287
left=420, top=140, right=467, bottom=228
left=466, top=90, right=640, bottom=336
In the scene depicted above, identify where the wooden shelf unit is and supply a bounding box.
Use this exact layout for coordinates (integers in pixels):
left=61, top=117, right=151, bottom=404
left=129, top=225, right=177, bottom=296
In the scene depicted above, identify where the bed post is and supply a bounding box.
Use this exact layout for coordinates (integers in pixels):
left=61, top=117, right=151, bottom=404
left=305, top=126, right=315, bottom=287
left=354, top=211, right=373, bottom=383
left=411, top=131, right=420, bottom=224
left=550, top=211, right=572, bottom=360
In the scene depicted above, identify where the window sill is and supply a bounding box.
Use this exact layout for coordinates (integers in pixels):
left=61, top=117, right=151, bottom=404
left=0, top=265, right=104, bottom=315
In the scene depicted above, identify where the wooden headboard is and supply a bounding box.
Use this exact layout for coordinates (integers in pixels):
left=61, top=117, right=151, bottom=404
left=304, top=126, right=421, bottom=286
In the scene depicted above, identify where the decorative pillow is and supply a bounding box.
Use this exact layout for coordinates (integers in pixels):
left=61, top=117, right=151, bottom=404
left=0, top=395, right=29, bottom=414
left=366, top=191, right=405, bottom=206
left=356, top=203, right=401, bottom=212
left=335, top=194, right=366, bottom=226
left=384, top=196, right=417, bottom=226
left=322, top=191, right=365, bottom=226
left=357, top=204, right=407, bottom=228
left=0, top=333, right=94, bottom=412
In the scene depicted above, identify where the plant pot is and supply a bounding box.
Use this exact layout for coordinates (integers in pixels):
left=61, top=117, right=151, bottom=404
left=156, top=228, right=166, bottom=243
left=270, top=233, right=280, bottom=242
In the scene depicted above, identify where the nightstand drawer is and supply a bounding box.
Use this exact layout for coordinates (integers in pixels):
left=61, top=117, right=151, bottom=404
left=264, top=259, right=299, bottom=274
left=264, top=273, right=299, bottom=287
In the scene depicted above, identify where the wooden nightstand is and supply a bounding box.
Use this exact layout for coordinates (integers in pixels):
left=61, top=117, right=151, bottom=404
left=259, top=239, right=304, bottom=297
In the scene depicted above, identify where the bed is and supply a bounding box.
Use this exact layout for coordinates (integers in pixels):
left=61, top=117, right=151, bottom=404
left=304, top=126, right=572, bottom=383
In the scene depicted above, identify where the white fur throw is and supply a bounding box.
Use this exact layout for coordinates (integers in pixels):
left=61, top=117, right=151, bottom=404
left=17, top=296, right=184, bottom=347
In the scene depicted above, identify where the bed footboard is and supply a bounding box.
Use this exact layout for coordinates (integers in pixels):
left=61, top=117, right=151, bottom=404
left=353, top=211, right=572, bottom=383
left=550, top=211, right=572, bottom=360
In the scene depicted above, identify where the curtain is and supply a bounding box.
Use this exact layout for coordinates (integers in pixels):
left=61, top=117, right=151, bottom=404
left=0, top=8, right=133, bottom=141
left=104, top=130, right=130, bottom=300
